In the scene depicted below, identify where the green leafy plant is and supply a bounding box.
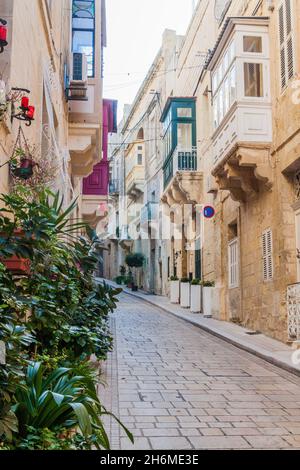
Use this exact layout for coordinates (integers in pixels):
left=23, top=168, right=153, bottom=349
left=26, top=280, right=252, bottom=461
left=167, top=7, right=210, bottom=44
left=120, top=265, right=126, bottom=276
left=180, top=277, right=190, bottom=283
left=114, top=276, right=123, bottom=285
left=0, top=186, right=129, bottom=449
left=125, top=253, right=145, bottom=268
left=170, top=276, right=179, bottom=281
left=201, top=280, right=215, bottom=287
left=13, top=362, right=133, bottom=450
left=191, top=279, right=201, bottom=285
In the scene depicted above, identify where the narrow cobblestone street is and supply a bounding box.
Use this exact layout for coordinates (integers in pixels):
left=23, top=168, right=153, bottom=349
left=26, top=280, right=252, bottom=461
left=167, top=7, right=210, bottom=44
left=101, top=294, right=300, bottom=450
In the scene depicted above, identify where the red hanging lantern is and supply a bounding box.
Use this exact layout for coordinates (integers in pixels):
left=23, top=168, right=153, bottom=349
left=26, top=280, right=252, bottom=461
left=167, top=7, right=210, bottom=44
left=21, top=96, right=29, bottom=109
left=0, top=19, right=7, bottom=53
left=26, top=105, right=35, bottom=120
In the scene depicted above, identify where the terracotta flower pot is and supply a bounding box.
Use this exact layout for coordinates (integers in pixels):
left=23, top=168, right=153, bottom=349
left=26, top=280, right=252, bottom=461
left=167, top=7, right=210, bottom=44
left=1, top=255, right=31, bottom=274
left=0, top=229, right=31, bottom=275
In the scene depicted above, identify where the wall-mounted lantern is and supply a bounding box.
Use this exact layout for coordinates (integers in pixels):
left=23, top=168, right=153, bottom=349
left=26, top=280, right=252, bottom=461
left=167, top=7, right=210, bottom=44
left=0, top=18, right=8, bottom=53
left=11, top=88, right=35, bottom=126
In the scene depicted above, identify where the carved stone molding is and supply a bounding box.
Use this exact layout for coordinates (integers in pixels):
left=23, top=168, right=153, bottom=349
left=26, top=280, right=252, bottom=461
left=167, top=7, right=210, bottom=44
left=161, top=171, right=203, bottom=207
left=212, top=142, right=272, bottom=202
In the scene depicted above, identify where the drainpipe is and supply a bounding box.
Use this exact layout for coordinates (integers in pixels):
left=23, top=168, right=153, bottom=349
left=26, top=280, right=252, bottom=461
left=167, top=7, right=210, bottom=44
left=238, top=205, right=243, bottom=323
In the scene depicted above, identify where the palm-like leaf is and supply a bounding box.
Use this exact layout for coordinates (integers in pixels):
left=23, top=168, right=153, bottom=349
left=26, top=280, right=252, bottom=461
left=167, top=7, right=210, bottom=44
left=13, top=362, right=133, bottom=448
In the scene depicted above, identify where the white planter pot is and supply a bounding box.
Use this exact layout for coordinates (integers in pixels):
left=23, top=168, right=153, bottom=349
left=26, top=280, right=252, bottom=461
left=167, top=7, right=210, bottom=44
left=190, top=284, right=202, bottom=313
left=203, top=287, right=213, bottom=317
left=180, top=283, right=190, bottom=308
left=170, top=280, right=180, bottom=304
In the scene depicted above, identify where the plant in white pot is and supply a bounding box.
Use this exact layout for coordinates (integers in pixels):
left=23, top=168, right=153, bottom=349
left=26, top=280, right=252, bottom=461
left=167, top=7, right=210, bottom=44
left=180, top=277, right=190, bottom=308
left=170, top=276, right=180, bottom=304
left=202, top=280, right=215, bottom=318
left=190, top=279, right=202, bottom=313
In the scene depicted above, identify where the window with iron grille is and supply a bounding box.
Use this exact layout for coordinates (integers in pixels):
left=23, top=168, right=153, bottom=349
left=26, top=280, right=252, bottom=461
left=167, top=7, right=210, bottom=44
left=279, top=0, right=294, bottom=90
left=262, top=229, right=273, bottom=281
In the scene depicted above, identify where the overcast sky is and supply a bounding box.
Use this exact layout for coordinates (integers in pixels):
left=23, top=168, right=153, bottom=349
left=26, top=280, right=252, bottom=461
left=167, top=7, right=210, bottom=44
left=104, top=0, right=195, bottom=121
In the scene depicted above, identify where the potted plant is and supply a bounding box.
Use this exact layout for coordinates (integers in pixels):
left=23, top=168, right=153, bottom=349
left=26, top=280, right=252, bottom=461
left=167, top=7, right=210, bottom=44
left=202, top=280, right=215, bottom=318
left=10, top=147, right=37, bottom=180
left=0, top=228, right=31, bottom=275
left=190, top=279, right=202, bottom=313
left=120, top=265, right=126, bottom=276
left=180, top=277, right=190, bottom=308
left=125, top=270, right=133, bottom=288
left=125, top=253, right=145, bottom=291
left=170, top=275, right=180, bottom=304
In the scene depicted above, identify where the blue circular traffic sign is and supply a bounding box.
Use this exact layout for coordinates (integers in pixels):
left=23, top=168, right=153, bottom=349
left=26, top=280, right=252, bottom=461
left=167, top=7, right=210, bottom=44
left=203, top=206, right=215, bottom=219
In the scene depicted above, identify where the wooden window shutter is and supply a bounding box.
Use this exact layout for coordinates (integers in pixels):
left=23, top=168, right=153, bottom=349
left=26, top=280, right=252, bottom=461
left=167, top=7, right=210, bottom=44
left=262, top=229, right=273, bottom=281
left=228, top=238, right=239, bottom=288
left=279, top=0, right=294, bottom=89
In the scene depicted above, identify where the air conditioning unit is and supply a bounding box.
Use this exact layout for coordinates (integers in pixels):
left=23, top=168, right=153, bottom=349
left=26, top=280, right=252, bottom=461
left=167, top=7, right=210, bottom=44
left=68, top=52, right=88, bottom=101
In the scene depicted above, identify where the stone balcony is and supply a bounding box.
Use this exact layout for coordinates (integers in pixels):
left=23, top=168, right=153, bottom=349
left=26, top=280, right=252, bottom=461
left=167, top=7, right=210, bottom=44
left=126, top=165, right=145, bottom=199
left=211, top=103, right=273, bottom=202
left=162, top=146, right=203, bottom=207
left=69, top=123, right=101, bottom=177
left=81, top=196, right=108, bottom=230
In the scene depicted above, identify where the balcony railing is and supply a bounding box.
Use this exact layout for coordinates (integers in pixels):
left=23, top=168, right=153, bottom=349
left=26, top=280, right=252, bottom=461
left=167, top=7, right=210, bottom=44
left=287, top=283, right=300, bottom=342
left=109, top=179, right=120, bottom=195
left=163, top=146, right=197, bottom=188
left=140, top=202, right=159, bottom=227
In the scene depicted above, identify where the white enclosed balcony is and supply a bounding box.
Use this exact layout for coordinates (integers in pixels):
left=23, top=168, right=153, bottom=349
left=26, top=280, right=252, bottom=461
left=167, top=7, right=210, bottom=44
left=207, top=17, right=273, bottom=202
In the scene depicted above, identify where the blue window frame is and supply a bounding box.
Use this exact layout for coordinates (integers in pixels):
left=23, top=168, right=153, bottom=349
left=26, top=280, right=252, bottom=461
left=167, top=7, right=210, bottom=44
left=72, top=0, right=95, bottom=78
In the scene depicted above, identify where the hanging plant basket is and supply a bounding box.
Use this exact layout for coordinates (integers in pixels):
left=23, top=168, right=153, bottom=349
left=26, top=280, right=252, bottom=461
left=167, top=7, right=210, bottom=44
left=10, top=125, right=37, bottom=181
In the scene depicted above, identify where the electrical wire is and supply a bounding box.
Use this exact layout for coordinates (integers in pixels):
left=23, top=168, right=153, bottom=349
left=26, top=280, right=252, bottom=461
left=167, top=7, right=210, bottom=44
left=104, top=61, right=207, bottom=90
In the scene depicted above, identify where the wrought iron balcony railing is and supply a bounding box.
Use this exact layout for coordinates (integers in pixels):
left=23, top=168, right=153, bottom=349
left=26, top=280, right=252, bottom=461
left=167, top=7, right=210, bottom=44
left=163, top=146, right=198, bottom=188
left=109, top=179, right=120, bottom=195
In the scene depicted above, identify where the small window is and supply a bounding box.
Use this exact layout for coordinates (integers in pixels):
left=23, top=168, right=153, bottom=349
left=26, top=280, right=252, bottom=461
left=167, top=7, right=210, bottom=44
left=177, top=108, right=192, bottom=118
left=177, top=123, right=192, bottom=148
left=137, top=154, right=143, bottom=165
left=72, top=0, right=95, bottom=78
left=243, top=36, right=263, bottom=53
left=230, top=66, right=236, bottom=103
left=228, top=238, right=239, bottom=288
left=212, top=74, right=218, bottom=94
left=138, top=146, right=143, bottom=151
left=244, top=63, right=263, bottom=97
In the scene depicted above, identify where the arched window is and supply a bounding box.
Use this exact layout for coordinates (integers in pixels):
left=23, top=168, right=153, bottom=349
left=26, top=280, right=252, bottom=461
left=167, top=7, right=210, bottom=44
left=137, top=127, right=144, bottom=140
left=72, top=0, right=95, bottom=77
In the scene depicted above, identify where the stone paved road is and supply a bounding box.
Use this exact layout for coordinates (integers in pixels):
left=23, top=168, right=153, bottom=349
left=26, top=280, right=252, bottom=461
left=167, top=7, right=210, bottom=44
left=100, top=294, right=300, bottom=450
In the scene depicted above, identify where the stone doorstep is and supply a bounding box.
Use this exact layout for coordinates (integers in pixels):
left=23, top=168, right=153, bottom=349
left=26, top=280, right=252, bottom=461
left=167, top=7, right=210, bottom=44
left=96, top=279, right=300, bottom=378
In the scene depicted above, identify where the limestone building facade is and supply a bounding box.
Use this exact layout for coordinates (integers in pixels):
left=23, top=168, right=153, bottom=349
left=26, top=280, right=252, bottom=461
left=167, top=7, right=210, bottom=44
left=0, top=0, right=107, bottom=225
left=107, top=0, right=300, bottom=344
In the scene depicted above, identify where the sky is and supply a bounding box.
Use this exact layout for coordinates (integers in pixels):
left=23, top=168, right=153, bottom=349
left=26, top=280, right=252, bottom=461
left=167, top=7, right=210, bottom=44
left=104, top=0, right=195, bottom=122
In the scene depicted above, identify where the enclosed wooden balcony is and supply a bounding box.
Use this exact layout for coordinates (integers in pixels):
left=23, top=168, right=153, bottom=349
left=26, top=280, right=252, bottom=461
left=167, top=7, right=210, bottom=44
left=207, top=17, right=273, bottom=201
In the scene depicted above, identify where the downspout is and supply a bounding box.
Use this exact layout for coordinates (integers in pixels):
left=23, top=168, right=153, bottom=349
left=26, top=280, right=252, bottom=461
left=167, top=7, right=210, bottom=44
left=238, top=204, right=243, bottom=323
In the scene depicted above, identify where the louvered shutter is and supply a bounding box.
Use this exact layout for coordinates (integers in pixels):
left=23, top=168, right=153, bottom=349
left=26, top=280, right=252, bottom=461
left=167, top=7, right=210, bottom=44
left=228, top=238, right=239, bottom=288
left=279, top=0, right=294, bottom=89
left=262, top=229, right=273, bottom=281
